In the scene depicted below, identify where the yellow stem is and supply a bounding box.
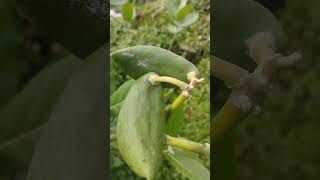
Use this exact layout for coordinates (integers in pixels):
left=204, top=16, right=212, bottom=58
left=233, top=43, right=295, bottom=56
left=149, top=75, right=188, bottom=89
left=169, top=92, right=187, bottom=112
left=110, top=134, right=210, bottom=156
left=165, top=135, right=210, bottom=156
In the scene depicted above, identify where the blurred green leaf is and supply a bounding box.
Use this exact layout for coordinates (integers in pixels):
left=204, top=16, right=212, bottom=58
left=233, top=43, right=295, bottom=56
left=164, top=150, right=210, bottom=180
left=177, top=0, right=188, bottom=11
left=176, top=4, right=194, bottom=21
left=111, top=0, right=128, bottom=6
left=121, top=3, right=136, bottom=21
left=179, top=12, right=199, bottom=27
left=110, top=59, right=118, bottom=95
left=167, top=24, right=181, bottom=34
left=110, top=79, right=135, bottom=106
left=27, top=45, right=107, bottom=180
left=165, top=0, right=179, bottom=20
left=166, top=104, right=185, bottom=136
left=0, top=56, right=80, bottom=175
left=110, top=101, right=123, bottom=116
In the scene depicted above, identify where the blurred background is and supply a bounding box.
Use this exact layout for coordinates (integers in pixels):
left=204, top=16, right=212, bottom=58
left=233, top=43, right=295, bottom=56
left=0, top=0, right=68, bottom=110
left=213, top=0, right=320, bottom=179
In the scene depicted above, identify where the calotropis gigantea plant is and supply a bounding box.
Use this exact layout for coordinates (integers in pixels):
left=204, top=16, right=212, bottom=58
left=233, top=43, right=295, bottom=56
left=110, top=45, right=210, bottom=180
left=212, top=0, right=302, bottom=178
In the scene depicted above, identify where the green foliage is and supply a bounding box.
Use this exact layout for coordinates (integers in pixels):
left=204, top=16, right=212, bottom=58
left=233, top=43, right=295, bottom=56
left=117, top=73, right=165, bottom=180
left=121, top=3, right=136, bottom=21
left=27, top=46, right=107, bottom=180
left=0, top=56, right=79, bottom=175
left=110, top=0, right=210, bottom=179
left=165, top=0, right=199, bottom=33
left=111, top=45, right=199, bottom=82
left=164, top=149, right=210, bottom=180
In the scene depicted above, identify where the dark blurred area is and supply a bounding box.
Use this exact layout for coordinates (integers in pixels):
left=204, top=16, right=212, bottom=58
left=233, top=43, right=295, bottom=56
left=214, top=0, right=320, bottom=179
left=0, top=1, right=67, bottom=109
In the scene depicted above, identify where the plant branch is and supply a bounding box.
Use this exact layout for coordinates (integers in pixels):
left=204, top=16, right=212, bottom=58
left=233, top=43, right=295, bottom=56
left=212, top=95, right=246, bottom=144
left=148, top=75, right=188, bottom=89
left=110, top=134, right=210, bottom=156
left=211, top=55, right=249, bottom=87
left=169, top=91, right=187, bottom=112
left=165, top=135, right=210, bottom=157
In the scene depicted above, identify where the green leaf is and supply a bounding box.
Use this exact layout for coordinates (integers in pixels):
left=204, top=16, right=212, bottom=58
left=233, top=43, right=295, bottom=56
left=177, top=0, right=188, bottom=11
left=121, top=3, right=136, bottom=21
left=165, top=0, right=179, bottom=20
left=27, top=45, right=107, bottom=180
left=164, top=150, right=210, bottom=180
left=110, top=79, right=135, bottom=106
left=167, top=24, right=181, bottom=34
left=179, top=12, right=199, bottom=27
left=110, top=59, right=118, bottom=95
left=176, top=4, right=194, bottom=21
left=110, top=101, right=123, bottom=116
left=0, top=56, right=80, bottom=175
left=110, top=0, right=128, bottom=6
left=166, top=104, right=185, bottom=136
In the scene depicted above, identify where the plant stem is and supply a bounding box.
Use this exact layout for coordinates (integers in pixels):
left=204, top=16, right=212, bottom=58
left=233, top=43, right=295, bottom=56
left=211, top=56, right=249, bottom=87
left=165, top=135, right=210, bottom=156
left=212, top=96, right=247, bottom=144
left=169, top=92, right=187, bottom=112
left=110, top=134, right=210, bottom=156
left=148, top=75, right=188, bottom=89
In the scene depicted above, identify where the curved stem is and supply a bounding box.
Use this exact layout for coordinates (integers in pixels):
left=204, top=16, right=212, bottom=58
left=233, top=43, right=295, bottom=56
left=212, top=95, right=247, bottom=144
left=165, top=135, right=210, bottom=157
left=110, top=134, right=210, bottom=156
left=211, top=56, right=249, bottom=87
left=169, top=91, right=187, bottom=112
left=149, top=75, right=188, bottom=89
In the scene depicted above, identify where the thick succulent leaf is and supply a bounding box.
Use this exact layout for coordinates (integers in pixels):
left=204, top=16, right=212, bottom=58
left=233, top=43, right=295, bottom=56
left=110, top=79, right=135, bottom=106
left=26, top=46, right=107, bottom=180
left=0, top=56, right=80, bottom=175
left=164, top=150, right=210, bottom=180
